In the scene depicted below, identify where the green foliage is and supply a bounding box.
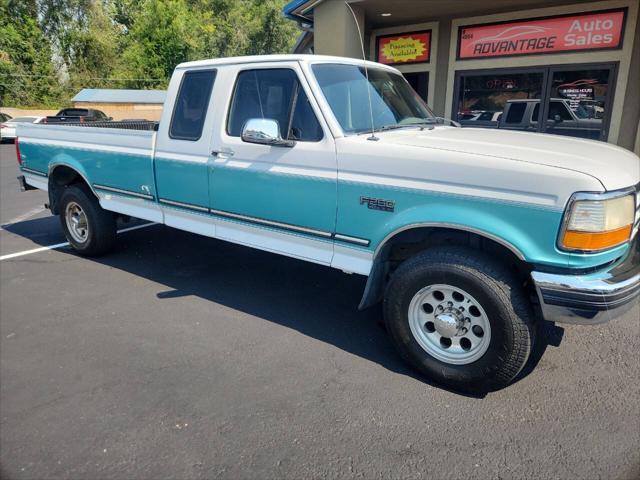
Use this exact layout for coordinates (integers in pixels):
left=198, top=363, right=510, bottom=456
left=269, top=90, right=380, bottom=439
left=0, top=0, right=62, bottom=107
left=116, top=0, right=211, bottom=88
left=0, top=0, right=300, bottom=107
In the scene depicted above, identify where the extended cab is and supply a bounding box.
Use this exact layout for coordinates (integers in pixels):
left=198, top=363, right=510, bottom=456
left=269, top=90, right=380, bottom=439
left=15, top=55, right=640, bottom=392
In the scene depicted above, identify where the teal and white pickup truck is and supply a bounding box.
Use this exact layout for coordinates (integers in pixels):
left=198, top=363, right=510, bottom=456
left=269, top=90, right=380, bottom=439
left=16, top=55, right=640, bottom=392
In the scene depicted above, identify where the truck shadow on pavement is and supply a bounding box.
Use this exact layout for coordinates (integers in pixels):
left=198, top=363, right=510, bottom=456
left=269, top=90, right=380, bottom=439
left=4, top=219, right=563, bottom=397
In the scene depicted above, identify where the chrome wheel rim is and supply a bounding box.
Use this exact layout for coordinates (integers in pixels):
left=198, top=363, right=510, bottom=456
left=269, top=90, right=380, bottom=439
left=65, top=201, right=89, bottom=243
left=408, top=284, right=491, bottom=365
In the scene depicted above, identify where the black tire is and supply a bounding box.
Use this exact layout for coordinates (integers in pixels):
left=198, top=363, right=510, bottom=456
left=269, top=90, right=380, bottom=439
left=383, top=246, right=535, bottom=393
left=59, top=183, right=116, bottom=256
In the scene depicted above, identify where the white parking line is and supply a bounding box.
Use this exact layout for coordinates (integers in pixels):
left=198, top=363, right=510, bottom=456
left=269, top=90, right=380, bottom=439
left=0, top=222, right=157, bottom=261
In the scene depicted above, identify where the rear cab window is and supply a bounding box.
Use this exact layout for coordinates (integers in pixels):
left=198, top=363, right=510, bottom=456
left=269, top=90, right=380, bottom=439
left=58, top=109, right=89, bottom=116
left=226, top=68, right=323, bottom=142
left=170, top=70, right=217, bottom=141
left=504, top=103, right=527, bottom=124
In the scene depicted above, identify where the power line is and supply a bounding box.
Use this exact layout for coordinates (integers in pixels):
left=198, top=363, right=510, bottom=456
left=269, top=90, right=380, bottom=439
left=0, top=73, right=166, bottom=82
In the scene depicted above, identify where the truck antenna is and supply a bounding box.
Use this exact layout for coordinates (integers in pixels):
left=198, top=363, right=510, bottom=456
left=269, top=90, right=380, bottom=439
left=345, top=2, right=378, bottom=141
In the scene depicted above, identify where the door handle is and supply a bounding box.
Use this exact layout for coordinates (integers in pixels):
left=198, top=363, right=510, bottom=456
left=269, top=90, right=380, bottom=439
left=211, top=148, right=234, bottom=157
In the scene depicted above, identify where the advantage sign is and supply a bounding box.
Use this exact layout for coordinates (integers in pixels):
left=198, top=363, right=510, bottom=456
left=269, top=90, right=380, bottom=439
left=377, top=31, right=431, bottom=65
left=457, top=8, right=626, bottom=59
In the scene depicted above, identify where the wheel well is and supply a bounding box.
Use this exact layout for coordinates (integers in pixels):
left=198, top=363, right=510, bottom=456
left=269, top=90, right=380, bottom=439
left=48, top=166, right=94, bottom=215
left=359, top=226, right=532, bottom=310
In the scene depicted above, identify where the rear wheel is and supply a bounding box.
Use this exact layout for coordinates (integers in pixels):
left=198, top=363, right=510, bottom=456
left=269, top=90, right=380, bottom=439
left=59, top=184, right=116, bottom=256
left=383, top=246, right=535, bottom=393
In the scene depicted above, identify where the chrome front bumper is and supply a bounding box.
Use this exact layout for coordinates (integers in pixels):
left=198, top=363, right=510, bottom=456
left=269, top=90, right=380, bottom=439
left=531, top=241, right=640, bottom=325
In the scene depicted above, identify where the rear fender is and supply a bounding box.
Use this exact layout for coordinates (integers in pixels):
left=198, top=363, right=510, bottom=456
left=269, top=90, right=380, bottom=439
left=48, top=159, right=97, bottom=214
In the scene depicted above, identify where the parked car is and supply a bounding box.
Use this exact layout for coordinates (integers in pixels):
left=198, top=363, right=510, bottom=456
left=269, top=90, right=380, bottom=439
left=1, top=116, right=44, bottom=143
left=15, top=55, right=640, bottom=393
left=44, top=108, right=111, bottom=124
left=499, top=98, right=603, bottom=139
left=0, top=112, right=12, bottom=123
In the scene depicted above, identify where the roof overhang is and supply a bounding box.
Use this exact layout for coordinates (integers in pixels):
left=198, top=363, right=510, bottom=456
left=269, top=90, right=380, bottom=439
left=283, top=0, right=322, bottom=23
left=284, top=0, right=592, bottom=29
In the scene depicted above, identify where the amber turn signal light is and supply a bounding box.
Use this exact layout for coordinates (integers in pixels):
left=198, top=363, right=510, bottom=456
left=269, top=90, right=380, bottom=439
left=561, top=224, right=632, bottom=251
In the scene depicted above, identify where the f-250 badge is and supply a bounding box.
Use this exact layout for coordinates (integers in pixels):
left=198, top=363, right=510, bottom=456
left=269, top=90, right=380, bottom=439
left=360, top=196, right=395, bottom=212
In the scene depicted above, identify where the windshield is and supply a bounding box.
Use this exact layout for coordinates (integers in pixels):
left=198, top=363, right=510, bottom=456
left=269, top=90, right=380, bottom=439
left=312, top=63, right=436, bottom=134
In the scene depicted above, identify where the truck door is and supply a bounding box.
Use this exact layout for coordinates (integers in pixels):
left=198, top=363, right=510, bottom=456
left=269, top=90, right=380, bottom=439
left=154, top=69, right=217, bottom=236
left=208, top=63, right=337, bottom=264
left=545, top=100, right=589, bottom=139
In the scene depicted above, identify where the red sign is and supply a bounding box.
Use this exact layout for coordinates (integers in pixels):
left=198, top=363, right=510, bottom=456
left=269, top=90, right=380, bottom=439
left=377, top=31, right=431, bottom=65
left=458, top=8, right=626, bottom=59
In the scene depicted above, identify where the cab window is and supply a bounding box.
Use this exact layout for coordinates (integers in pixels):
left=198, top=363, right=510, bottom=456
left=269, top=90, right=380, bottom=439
left=227, top=68, right=323, bottom=142
left=170, top=70, right=216, bottom=141
left=504, top=103, right=526, bottom=124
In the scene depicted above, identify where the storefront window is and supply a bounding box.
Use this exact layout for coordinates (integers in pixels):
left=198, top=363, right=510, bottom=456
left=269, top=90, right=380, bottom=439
left=545, top=68, right=612, bottom=140
left=453, top=65, right=615, bottom=141
left=455, top=72, right=543, bottom=128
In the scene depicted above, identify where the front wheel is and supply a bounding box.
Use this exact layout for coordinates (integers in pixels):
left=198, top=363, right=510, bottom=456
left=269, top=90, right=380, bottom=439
left=383, top=247, right=535, bottom=393
left=59, top=184, right=116, bottom=256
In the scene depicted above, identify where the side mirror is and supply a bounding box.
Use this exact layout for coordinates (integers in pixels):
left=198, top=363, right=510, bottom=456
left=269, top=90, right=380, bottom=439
left=241, top=118, right=295, bottom=147
left=553, top=114, right=563, bottom=123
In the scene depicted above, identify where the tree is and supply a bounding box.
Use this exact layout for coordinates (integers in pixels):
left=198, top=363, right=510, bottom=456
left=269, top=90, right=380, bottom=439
left=0, top=0, right=61, bottom=107
left=1, top=0, right=301, bottom=106
left=246, top=0, right=299, bottom=55
left=116, top=0, right=212, bottom=88
left=194, top=0, right=298, bottom=59
left=64, top=1, right=122, bottom=89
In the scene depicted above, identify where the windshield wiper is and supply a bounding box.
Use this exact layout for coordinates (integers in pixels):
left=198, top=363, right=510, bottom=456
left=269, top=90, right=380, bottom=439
left=376, top=124, right=407, bottom=132
left=356, top=119, right=450, bottom=135
left=367, top=123, right=425, bottom=134
left=356, top=124, right=404, bottom=135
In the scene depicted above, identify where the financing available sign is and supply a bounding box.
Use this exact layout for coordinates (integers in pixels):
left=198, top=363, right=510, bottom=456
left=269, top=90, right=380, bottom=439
left=376, top=30, right=431, bottom=65
left=457, top=8, right=626, bottom=59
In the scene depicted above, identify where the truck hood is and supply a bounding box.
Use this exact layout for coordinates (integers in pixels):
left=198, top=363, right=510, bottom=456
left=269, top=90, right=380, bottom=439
left=377, top=127, right=639, bottom=191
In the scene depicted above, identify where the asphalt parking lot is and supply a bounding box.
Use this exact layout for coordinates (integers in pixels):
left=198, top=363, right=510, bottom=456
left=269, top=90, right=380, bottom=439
left=0, top=143, right=638, bottom=479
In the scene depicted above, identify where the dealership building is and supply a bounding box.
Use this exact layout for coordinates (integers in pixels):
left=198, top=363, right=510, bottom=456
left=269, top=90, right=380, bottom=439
left=284, top=0, right=640, bottom=154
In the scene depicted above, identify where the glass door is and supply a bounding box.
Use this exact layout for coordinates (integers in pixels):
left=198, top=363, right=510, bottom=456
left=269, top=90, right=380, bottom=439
left=542, top=65, right=616, bottom=141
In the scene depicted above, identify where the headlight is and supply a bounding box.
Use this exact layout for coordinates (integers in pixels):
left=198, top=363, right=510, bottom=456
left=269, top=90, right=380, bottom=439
left=559, top=190, right=636, bottom=252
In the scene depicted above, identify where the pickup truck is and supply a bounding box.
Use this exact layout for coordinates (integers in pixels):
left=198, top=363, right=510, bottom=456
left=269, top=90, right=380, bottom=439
left=499, top=98, right=603, bottom=140
left=44, top=108, right=112, bottom=124
left=15, top=55, right=640, bottom=393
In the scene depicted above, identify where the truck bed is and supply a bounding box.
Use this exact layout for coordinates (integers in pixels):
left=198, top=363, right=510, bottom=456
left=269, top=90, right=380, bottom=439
left=17, top=123, right=158, bottom=215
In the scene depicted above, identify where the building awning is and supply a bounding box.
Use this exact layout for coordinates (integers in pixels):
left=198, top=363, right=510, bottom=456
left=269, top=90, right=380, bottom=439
left=72, top=89, right=167, bottom=105
left=283, top=0, right=318, bottom=23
